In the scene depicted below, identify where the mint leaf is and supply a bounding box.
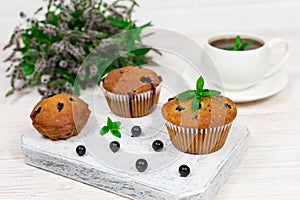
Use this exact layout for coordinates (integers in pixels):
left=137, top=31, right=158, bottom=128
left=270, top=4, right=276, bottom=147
left=192, top=97, right=201, bottom=111
left=100, top=126, right=109, bottom=135
left=195, top=93, right=201, bottom=100
left=240, top=40, right=255, bottom=50
left=107, top=17, right=130, bottom=28
left=223, top=35, right=254, bottom=51
left=111, top=130, right=122, bottom=138
left=112, top=121, right=121, bottom=131
left=177, top=76, right=221, bottom=111
left=202, top=89, right=221, bottom=97
left=176, top=90, right=196, bottom=100
left=196, top=76, right=204, bottom=93
left=235, top=35, right=241, bottom=49
left=139, top=21, right=152, bottom=29
left=107, top=117, right=113, bottom=128
left=129, top=48, right=151, bottom=56
left=23, top=65, right=34, bottom=75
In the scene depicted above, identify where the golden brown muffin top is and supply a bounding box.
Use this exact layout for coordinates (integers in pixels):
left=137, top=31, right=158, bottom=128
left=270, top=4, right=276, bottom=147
left=30, top=93, right=91, bottom=129
left=162, top=95, right=237, bottom=128
left=102, top=66, right=162, bottom=94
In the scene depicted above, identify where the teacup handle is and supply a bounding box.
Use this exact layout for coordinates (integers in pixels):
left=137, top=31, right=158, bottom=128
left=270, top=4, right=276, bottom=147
left=265, top=38, right=290, bottom=78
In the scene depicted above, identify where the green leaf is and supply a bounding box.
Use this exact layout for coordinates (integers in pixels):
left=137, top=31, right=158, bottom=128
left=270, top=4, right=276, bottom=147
left=111, top=121, right=121, bottom=131
left=129, top=48, right=151, bottom=56
left=107, top=117, right=113, bottom=129
left=100, top=126, right=109, bottom=135
left=46, top=11, right=59, bottom=25
left=192, top=97, right=201, bottom=111
left=176, top=90, right=196, bottom=100
left=57, top=68, right=76, bottom=84
left=201, top=89, right=221, bottom=97
left=5, top=88, right=15, bottom=97
left=23, top=65, right=34, bottom=75
left=138, top=21, right=152, bottom=29
left=111, top=130, right=122, bottom=138
left=240, top=40, right=255, bottom=50
left=196, top=76, right=205, bottom=93
left=107, top=17, right=130, bottom=28
left=48, top=79, right=66, bottom=86
left=235, top=35, right=241, bottom=48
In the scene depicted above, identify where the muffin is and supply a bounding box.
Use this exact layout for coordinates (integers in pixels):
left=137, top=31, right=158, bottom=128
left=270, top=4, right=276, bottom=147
left=162, top=90, right=237, bottom=155
left=30, top=93, right=91, bottom=140
left=101, top=66, right=162, bottom=118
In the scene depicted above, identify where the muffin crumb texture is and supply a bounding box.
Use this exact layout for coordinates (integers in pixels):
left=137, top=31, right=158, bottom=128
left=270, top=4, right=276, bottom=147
left=30, top=93, right=91, bottom=140
left=103, top=66, right=161, bottom=94
left=162, top=96, right=237, bottom=129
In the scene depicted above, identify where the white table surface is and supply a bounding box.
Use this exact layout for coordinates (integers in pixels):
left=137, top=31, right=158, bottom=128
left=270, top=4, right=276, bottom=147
left=1, top=0, right=300, bottom=199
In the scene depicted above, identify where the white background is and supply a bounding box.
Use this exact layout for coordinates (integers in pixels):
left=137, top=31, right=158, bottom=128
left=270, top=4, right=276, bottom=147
left=0, top=1, right=300, bottom=200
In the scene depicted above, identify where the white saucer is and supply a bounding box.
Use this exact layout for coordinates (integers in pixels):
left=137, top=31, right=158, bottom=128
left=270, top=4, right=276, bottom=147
left=225, top=69, right=288, bottom=103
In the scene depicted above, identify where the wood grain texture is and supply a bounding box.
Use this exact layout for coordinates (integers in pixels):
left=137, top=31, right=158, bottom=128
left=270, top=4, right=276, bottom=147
left=1, top=0, right=300, bottom=199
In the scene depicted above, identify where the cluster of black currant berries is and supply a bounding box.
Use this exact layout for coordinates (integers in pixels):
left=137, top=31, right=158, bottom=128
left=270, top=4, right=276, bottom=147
left=103, top=126, right=159, bottom=151
left=75, top=126, right=190, bottom=177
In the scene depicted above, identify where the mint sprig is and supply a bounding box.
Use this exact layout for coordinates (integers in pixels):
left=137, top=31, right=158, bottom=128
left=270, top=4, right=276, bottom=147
left=100, top=117, right=122, bottom=138
left=223, top=35, right=255, bottom=51
left=176, top=76, right=221, bottom=111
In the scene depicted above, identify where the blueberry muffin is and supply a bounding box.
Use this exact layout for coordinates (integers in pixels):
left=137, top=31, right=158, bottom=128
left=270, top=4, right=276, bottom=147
left=162, top=77, right=237, bottom=154
left=101, top=66, right=162, bottom=118
left=30, top=93, right=91, bottom=140
left=162, top=95, right=237, bottom=155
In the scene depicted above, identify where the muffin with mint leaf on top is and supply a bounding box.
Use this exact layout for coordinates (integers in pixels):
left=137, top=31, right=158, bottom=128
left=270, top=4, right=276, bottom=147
left=162, top=76, right=237, bottom=154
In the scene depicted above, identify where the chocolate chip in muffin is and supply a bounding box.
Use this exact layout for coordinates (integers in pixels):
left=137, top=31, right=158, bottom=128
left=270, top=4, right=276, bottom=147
left=69, top=97, right=76, bottom=102
left=57, top=102, right=64, bottom=112
left=224, top=103, right=232, bottom=109
left=31, top=106, right=42, bottom=118
left=168, top=97, right=175, bottom=102
left=119, top=70, right=124, bottom=74
left=46, top=94, right=56, bottom=98
left=140, top=76, right=152, bottom=83
left=176, top=105, right=185, bottom=111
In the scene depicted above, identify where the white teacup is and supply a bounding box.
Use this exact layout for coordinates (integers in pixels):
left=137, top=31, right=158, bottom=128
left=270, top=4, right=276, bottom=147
left=202, top=33, right=290, bottom=91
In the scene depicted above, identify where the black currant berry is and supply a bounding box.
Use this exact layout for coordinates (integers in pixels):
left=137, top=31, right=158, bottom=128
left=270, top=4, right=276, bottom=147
left=152, top=140, right=164, bottom=152
left=179, top=165, right=190, bottom=177
left=131, top=125, right=142, bottom=137
left=109, top=141, right=120, bottom=153
left=76, top=145, right=86, bottom=156
left=135, top=159, right=148, bottom=172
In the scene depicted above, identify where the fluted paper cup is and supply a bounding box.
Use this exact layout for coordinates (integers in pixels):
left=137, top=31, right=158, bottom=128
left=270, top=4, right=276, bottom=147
left=100, top=83, right=161, bottom=118
left=165, top=121, right=233, bottom=154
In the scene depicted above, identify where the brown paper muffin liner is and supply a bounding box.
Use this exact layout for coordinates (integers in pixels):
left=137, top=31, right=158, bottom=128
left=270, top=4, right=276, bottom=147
left=165, top=121, right=233, bottom=154
left=101, top=83, right=161, bottom=118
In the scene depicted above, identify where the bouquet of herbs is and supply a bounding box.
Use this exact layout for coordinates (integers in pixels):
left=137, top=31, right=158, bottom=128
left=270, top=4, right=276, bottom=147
left=4, top=0, right=154, bottom=97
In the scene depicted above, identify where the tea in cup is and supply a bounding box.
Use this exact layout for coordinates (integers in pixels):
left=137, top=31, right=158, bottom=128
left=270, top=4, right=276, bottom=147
left=202, top=33, right=290, bottom=91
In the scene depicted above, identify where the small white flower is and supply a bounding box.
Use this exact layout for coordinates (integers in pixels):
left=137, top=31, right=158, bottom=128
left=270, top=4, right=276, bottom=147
left=65, top=81, right=72, bottom=90
left=59, top=60, right=68, bottom=68
left=41, top=75, right=51, bottom=84
left=13, top=79, right=25, bottom=90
